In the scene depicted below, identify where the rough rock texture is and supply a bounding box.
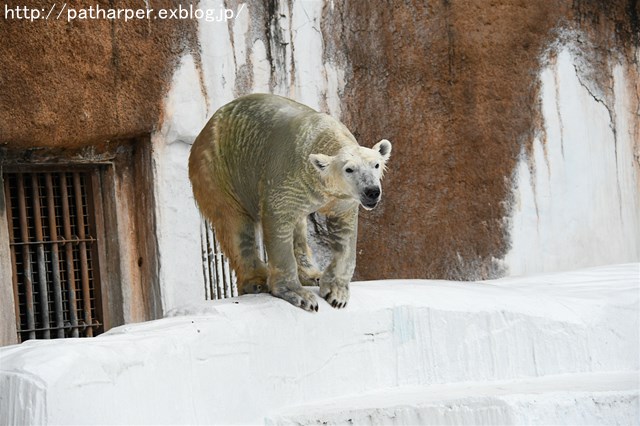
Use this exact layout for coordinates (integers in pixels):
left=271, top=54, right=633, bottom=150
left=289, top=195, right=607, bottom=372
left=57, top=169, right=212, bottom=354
left=1, top=0, right=638, bottom=284
left=323, top=0, right=639, bottom=280
left=0, top=0, right=198, bottom=148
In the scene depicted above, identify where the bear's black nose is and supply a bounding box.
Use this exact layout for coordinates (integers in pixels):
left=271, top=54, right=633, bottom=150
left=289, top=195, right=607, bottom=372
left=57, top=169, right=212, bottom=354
left=364, top=186, right=381, bottom=201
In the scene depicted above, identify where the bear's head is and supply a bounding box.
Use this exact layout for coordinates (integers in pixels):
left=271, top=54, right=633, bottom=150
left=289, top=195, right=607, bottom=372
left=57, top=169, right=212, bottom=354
left=309, top=139, right=392, bottom=210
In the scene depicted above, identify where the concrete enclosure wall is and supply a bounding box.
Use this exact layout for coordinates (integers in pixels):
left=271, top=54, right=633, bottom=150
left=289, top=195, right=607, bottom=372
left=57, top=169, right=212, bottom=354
left=1, top=264, right=638, bottom=424
left=1, top=1, right=638, bottom=314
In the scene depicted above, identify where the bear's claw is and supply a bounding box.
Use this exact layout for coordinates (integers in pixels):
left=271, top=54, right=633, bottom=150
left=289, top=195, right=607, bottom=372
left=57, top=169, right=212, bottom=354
left=330, top=299, right=346, bottom=309
left=322, top=285, right=349, bottom=309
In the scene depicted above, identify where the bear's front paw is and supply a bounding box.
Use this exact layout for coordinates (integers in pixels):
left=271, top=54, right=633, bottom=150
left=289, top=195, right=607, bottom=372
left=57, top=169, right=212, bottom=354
left=272, top=285, right=319, bottom=312
left=320, top=284, right=349, bottom=309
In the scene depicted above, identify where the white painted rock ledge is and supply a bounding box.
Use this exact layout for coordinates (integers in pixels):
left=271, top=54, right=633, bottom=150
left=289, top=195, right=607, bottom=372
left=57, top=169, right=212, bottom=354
left=1, top=263, right=638, bottom=425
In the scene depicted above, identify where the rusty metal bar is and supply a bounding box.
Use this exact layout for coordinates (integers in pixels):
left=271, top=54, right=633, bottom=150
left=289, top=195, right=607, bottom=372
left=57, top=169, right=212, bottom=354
left=214, top=228, right=222, bottom=299
left=213, top=227, right=225, bottom=299
left=4, top=175, right=22, bottom=340
left=16, top=174, right=36, bottom=340
left=31, top=174, right=51, bottom=339
left=200, top=222, right=209, bottom=299
left=60, top=172, right=79, bottom=338
left=87, top=170, right=106, bottom=334
left=222, top=251, right=229, bottom=298
left=207, top=225, right=218, bottom=300
left=211, top=223, right=221, bottom=299
left=207, top=224, right=217, bottom=299
left=229, top=257, right=237, bottom=297
left=18, top=322, right=103, bottom=334
left=218, top=226, right=233, bottom=298
left=207, top=226, right=215, bottom=300
left=201, top=222, right=208, bottom=300
left=45, top=173, right=65, bottom=338
left=208, top=225, right=215, bottom=299
left=222, top=235, right=232, bottom=297
left=10, top=237, right=97, bottom=246
left=73, top=172, right=93, bottom=337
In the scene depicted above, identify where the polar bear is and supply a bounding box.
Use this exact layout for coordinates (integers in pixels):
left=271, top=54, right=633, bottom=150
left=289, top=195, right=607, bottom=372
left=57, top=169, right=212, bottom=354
left=189, top=94, right=391, bottom=311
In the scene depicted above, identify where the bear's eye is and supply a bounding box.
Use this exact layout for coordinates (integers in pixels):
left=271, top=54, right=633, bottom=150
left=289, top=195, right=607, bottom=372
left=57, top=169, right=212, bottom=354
left=375, top=163, right=380, bottom=169
left=345, top=167, right=354, bottom=174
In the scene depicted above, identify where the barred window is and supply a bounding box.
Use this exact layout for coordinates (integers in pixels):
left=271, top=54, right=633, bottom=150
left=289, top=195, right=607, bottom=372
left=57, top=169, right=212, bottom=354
left=3, top=168, right=105, bottom=342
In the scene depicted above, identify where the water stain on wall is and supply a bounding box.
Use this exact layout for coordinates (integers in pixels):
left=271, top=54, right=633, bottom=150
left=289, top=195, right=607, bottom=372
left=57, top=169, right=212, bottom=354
left=324, top=0, right=638, bottom=280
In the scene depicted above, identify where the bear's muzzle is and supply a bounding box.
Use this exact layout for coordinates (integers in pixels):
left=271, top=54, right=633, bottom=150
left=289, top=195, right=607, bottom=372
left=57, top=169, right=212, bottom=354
left=361, top=186, right=381, bottom=209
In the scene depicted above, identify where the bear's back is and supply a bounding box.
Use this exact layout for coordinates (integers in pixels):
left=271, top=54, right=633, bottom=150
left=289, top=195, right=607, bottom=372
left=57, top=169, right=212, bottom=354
left=214, top=94, right=354, bottom=155
left=196, top=94, right=357, bottom=218
left=221, top=95, right=351, bottom=172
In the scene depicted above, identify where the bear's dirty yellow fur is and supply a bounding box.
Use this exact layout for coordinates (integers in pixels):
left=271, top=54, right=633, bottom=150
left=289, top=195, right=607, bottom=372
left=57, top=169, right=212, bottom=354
left=189, top=94, right=391, bottom=311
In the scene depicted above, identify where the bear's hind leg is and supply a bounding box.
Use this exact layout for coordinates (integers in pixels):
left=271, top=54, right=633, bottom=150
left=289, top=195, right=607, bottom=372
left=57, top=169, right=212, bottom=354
left=212, top=212, right=269, bottom=295
left=293, top=217, right=322, bottom=286
left=235, top=217, right=270, bottom=295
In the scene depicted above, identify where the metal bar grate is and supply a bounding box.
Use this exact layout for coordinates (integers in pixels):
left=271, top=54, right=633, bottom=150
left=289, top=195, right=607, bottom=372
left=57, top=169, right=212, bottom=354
left=3, top=170, right=104, bottom=342
left=200, top=219, right=238, bottom=300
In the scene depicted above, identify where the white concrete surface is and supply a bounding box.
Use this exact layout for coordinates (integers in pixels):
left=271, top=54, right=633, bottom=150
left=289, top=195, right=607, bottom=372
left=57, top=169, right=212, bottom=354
left=1, top=263, right=637, bottom=425
left=267, top=371, right=639, bottom=425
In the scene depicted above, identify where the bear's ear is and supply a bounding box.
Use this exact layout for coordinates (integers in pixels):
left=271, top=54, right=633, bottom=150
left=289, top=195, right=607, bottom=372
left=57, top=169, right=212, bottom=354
left=373, top=139, right=392, bottom=162
left=309, top=153, right=333, bottom=173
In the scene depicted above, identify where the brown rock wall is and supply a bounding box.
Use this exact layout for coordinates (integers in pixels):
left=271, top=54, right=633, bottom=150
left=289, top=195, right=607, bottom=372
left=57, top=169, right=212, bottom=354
left=1, top=0, right=637, bottom=283
left=0, top=0, right=198, bottom=148
left=324, top=0, right=638, bottom=280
